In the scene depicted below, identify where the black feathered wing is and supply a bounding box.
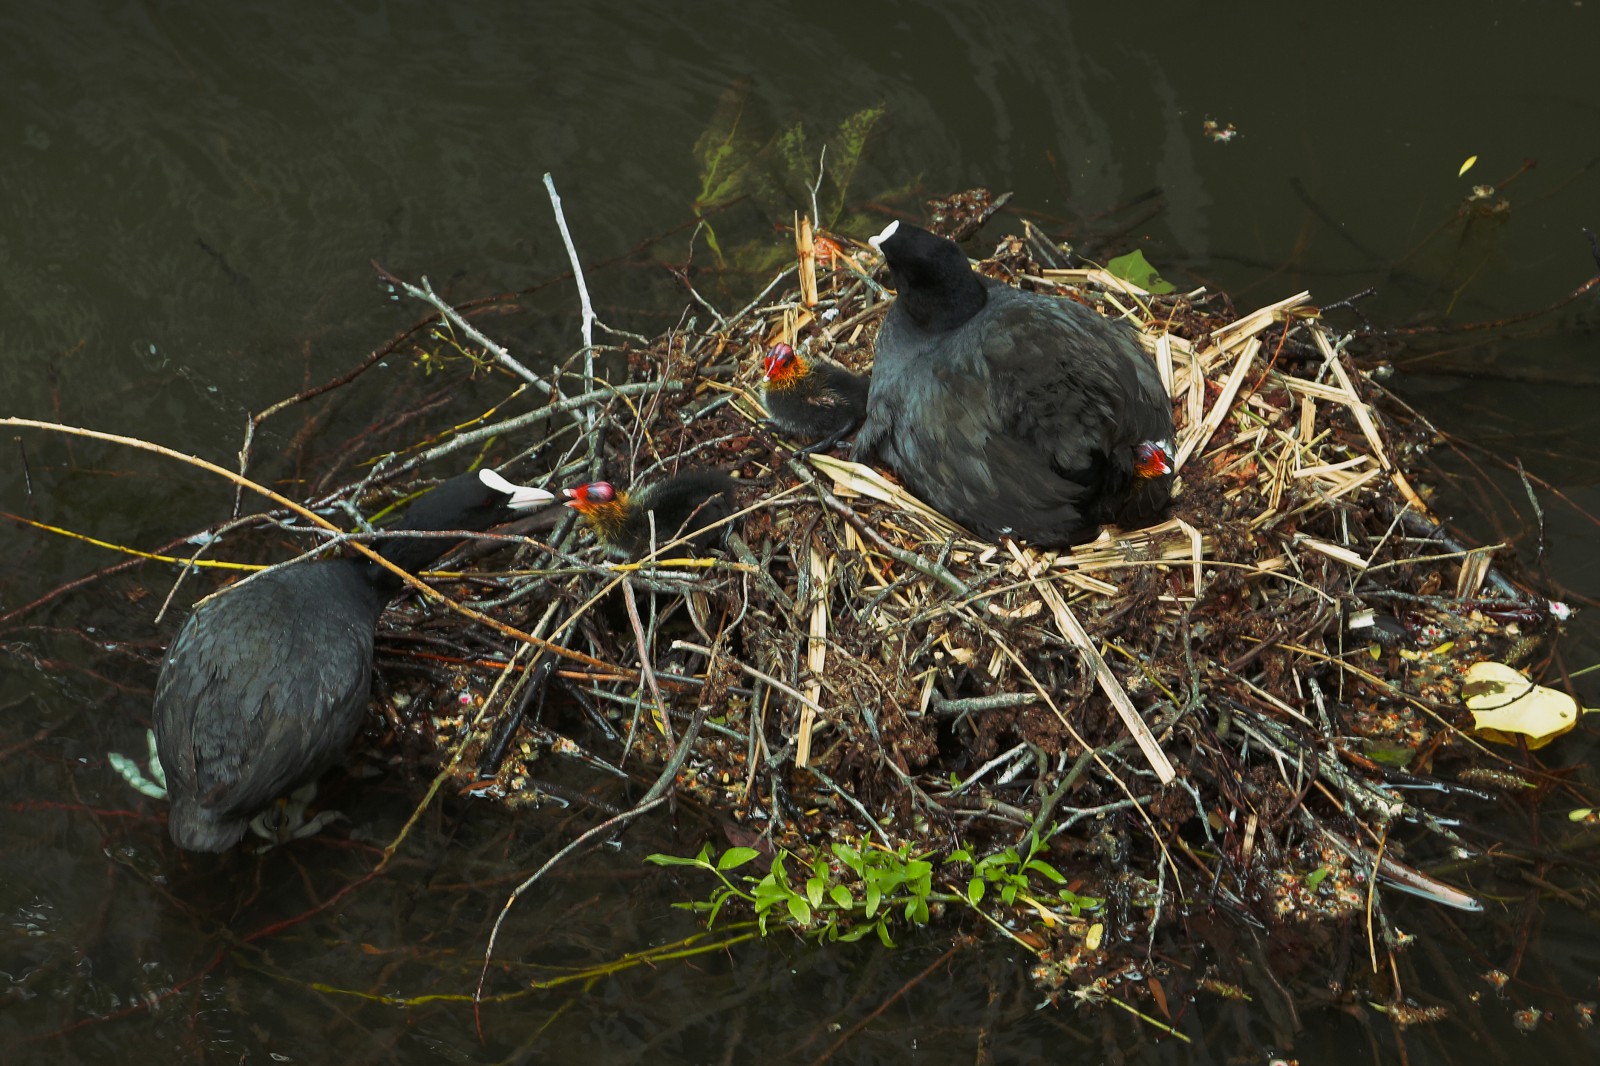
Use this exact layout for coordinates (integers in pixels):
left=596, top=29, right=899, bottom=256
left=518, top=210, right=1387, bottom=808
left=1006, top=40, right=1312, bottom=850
left=978, top=290, right=1172, bottom=534
left=860, top=284, right=1172, bottom=546
left=153, top=562, right=381, bottom=850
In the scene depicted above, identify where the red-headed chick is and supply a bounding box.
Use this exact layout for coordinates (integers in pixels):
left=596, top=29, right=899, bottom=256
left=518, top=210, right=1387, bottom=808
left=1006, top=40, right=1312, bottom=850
left=1132, top=440, right=1173, bottom=480
left=563, top=470, right=736, bottom=559
left=761, top=342, right=870, bottom=456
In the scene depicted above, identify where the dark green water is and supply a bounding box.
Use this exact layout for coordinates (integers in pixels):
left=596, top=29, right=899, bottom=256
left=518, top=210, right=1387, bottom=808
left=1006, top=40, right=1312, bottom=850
left=3, top=1, right=1599, bottom=1062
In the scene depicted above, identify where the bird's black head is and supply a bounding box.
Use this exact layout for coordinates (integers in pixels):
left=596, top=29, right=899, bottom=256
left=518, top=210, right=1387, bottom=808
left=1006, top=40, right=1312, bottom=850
left=869, top=220, right=987, bottom=332
left=396, top=468, right=555, bottom=534
left=366, top=469, right=552, bottom=586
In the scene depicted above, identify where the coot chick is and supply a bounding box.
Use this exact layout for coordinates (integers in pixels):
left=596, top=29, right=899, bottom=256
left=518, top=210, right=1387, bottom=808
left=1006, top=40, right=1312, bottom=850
left=856, top=220, right=1174, bottom=547
left=564, top=470, right=735, bottom=559
left=761, top=342, right=870, bottom=455
left=153, top=468, right=554, bottom=852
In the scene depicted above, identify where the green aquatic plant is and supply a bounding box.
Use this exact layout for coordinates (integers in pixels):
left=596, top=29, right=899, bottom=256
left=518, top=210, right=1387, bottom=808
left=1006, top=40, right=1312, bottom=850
left=947, top=832, right=1101, bottom=917
left=691, top=79, right=887, bottom=267
left=647, top=832, right=1100, bottom=946
left=648, top=840, right=933, bottom=946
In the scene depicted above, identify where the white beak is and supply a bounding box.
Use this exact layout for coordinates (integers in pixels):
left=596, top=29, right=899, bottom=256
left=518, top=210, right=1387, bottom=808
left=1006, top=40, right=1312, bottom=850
left=868, top=219, right=900, bottom=251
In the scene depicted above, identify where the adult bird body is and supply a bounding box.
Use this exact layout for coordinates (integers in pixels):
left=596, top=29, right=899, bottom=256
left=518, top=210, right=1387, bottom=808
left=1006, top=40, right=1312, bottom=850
left=856, top=220, right=1173, bottom=547
left=153, top=468, right=553, bottom=852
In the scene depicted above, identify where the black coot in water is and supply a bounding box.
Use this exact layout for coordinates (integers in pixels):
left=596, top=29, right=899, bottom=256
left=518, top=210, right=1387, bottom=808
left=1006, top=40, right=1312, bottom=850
left=563, top=470, right=735, bottom=559
left=761, top=341, right=870, bottom=455
left=856, top=220, right=1174, bottom=547
left=153, top=468, right=554, bottom=852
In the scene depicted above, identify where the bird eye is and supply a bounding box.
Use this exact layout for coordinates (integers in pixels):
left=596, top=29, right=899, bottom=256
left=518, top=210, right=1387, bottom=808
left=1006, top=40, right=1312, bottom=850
left=588, top=482, right=615, bottom=503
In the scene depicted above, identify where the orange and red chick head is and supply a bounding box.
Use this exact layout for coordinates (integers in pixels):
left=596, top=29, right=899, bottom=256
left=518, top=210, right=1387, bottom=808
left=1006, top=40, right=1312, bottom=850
left=762, top=342, right=808, bottom=389
left=1132, top=440, right=1174, bottom=480
left=563, top=481, right=631, bottom=541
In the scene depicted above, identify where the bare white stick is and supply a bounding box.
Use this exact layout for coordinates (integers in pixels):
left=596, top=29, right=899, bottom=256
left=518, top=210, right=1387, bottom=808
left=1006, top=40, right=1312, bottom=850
left=542, top=173, right=596, bottom=428
left=809, top=145, right=827, bottom=229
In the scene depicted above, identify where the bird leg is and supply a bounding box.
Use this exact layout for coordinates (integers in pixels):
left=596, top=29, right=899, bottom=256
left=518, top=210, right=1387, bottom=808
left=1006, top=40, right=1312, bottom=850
left=792, top=415, right=864, bottom=457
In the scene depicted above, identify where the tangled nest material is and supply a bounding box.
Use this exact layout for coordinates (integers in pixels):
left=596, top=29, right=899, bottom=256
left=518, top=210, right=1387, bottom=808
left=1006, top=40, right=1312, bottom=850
left=161, top=201, right=1574, bottom=1000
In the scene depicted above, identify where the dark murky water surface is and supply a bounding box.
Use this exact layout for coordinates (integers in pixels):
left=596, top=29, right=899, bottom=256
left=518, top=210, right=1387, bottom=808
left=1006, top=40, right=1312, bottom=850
left=4, top=2, right=1599, bottom=1062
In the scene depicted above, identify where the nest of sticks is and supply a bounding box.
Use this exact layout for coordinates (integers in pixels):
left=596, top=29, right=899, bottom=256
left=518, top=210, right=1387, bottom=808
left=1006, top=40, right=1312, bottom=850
left=68, top=200, right=1568, bottom=1004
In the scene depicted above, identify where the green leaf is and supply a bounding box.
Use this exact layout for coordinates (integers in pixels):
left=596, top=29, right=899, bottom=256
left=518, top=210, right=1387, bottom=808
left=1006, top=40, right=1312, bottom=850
left=968, top=879, right=985, bottom=904
left=1105, top=249, right=1175, bottom=294
left=865, top=883, right=882, bottom=918
left=646, top=852, right=711, bottom=869
left=1024, top=860, right=1067, bottom=884
left=787, top=895, right=812, bottom=925
left=716, top=847, right=761, bottom=871
left=805, top=877, right=826, bottom=908
left=752, top=874, right=786, bottom=908
left=829, top=885, right=853, bottom=908
left=1305, top=866, right=1331, bottom=891
left=875, top=921, right=896, bottom=948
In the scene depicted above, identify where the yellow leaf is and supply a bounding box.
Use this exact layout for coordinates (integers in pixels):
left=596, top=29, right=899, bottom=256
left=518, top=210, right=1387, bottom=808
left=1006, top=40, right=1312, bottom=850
left=1463, top=661, right=1578, bottom=749
left=1084, top=922, right=1104, bottom=951
left=1458, top=155, right=1478, bottom=177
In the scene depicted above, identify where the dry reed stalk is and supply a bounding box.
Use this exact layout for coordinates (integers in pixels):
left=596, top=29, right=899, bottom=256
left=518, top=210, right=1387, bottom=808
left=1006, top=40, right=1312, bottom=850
left=796, top=213, right=819, bottom=308
left=1003, top=541, right=1177, bottom=784
left=1174, top=338, right=1259, bottom=471
left=795, top=540, right=831, bottom=768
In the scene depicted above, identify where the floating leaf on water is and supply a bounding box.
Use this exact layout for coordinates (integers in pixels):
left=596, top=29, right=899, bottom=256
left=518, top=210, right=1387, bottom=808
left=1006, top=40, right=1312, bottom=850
left=1458, top=155, right=1478, bottom=177
left=1105, top=249, right=1175, bottom=295
left=1463, top=661, right=1579, bottom=749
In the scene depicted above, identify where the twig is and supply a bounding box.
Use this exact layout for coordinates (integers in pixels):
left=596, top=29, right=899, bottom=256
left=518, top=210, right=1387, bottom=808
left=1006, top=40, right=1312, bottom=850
left=621, top=578, right=670, bottom=742
left=372, top=263, right=558, bottom=396
left=474, top=794, right=669, bottom=1033
left=1515, top=458, right=1547, bottom=566
left=805, top=765, right=892, bottom=849
left=784, top=458, right=972, bottom=597
left=542, top=172, right=597, bottom=429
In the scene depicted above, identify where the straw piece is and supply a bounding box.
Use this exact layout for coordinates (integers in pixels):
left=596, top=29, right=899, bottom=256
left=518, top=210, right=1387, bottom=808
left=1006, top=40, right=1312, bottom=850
left=1297, top=535, right=1370, bottom=570
left=1004, top=542, right=1177, bottom=785
left=1175, top=338, right=1259, bottom=471
left=1209, top=291, right=1312, bottom=350
left=1313, top=328, right=1392, bottom=472
left=1155, top=332, right=1175, bottom=400
left=796, top=213, right=819, bottom=309
left=808, top=453, right=965, bottom=536
left=795, top=540, right=830, bottom=768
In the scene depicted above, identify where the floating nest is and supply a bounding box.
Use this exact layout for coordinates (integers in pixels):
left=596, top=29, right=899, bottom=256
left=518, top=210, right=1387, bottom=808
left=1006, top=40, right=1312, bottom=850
left=30, top=195, right=1574, bottom=1017
left=370, top=205, right=1567, bottom=997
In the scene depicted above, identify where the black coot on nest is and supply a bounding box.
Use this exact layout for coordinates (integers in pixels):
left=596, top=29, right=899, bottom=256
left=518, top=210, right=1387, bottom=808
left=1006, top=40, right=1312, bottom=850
left=761, top=341, right=870, bottom=455
left=856, top=220, right=1174, bottom=547
left=153, top=468, right=554, bottom=852
left=563, top=470, right=735, bottom=559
